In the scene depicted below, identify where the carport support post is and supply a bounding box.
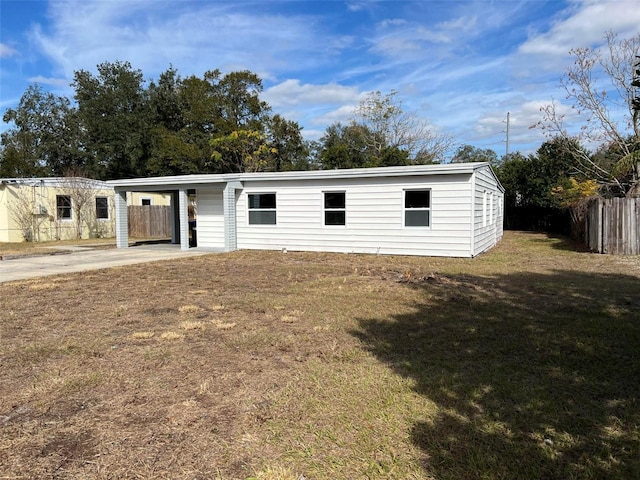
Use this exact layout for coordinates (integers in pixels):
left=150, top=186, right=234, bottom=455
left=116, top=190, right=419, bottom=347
left=178, top=188, right=190, bottom=250
left=224, top=180, right=242, bottom=252
left=114, top=190, right=129, bottom=248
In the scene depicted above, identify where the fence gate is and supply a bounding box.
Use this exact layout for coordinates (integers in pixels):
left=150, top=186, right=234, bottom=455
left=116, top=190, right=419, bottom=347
left=128, top=205, right=171, bottom=238
left=586, top=197, right=640, bottom=255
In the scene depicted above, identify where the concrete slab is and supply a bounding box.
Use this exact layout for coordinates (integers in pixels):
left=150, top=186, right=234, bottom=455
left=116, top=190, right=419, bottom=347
left=0, top=245, right=216, bottom=283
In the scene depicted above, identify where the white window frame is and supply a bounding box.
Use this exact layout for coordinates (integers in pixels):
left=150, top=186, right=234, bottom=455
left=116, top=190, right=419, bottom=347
left=56, top=195, right=72, bottom=221
left=141, top=197, right=152, bottom=206
left=403, top=189, right=431, bottom=228
left=247, top=192, right=277, bottom=226
left=96, top=196, right=110, bottom=220
left=323, top=191, right=346, bottom=227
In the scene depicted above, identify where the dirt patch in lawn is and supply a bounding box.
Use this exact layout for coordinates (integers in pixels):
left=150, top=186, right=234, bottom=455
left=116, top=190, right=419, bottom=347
left=1, top=232, right=639, bottom=479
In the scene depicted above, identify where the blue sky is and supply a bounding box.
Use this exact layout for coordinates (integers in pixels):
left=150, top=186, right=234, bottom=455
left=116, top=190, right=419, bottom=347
left=1, top=0, right=639, bottom=157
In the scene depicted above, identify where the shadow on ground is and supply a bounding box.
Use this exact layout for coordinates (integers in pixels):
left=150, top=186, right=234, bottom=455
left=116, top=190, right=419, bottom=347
left=353, top=269, right=640, bottom=479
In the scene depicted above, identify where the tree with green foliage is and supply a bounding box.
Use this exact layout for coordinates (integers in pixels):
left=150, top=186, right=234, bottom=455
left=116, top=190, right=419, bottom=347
left=316, top=90, right=451, bottom=169
left=146, top=68, right=209, bottom=175
left=1, top=85, right=83, bottom=177
left=209, top=130, right=276, bottom=173
left=72, top=61, right=152, bottom=179
left=266, top=114, right=310, bottom=171
left=451, top=144, right=499, bottom=165
left=147, top=68, right=277, bottom=175
left=209, top=70, right=271, bottom=135
left=3, top=62, right=308, bottom=178
left=317, top=123, right=373, bottom=169
left=496, top=137, right=587, bottom=210
left=317, top=122, right=410, bottom=169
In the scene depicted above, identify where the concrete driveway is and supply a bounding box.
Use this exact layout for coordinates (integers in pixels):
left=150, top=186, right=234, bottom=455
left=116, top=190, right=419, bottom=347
left=0, top=244, right=214, bottom=283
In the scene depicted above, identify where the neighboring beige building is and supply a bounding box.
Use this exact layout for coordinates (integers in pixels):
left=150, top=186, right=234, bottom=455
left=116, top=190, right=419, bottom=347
left=0, top=177, right=117, bottom=243
left=127, top=191, right=172, bottom=206
left=0, top=178, right=174, bottom=243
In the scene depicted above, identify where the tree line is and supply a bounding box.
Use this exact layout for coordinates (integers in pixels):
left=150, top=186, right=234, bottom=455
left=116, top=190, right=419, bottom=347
left=0, top=62, right=452, bottom=180
left=2, top=31, right=638, bottom=217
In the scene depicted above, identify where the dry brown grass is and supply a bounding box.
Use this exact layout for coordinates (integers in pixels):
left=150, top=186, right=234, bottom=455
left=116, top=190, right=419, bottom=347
left=0, top=238, right=115, bottom=257
left=1, top=232, right=638, bottom=479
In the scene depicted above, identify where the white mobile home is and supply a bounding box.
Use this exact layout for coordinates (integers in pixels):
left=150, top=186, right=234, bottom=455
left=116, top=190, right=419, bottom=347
left=108, top=163, right=504, bottom=257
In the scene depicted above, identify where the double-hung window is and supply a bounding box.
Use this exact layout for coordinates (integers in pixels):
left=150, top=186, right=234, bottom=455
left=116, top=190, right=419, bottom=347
left=56, top=195, right=72, bottom=220
left=404, top=189, right=430, bottom=227
left=324, top=191, right=345, bottom=226
left=96, top=197, right=109, bottom=220
left=248, top=193, right=276, bottom=225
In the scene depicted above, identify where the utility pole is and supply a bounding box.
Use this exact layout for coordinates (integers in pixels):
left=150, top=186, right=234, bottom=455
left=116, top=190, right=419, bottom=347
left=505, top=112, right=510, bottom=157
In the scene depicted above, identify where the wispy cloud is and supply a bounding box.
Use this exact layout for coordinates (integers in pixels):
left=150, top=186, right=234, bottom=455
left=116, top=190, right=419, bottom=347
left=28, top=1, right=334, bottom=82
left=27, top=75, right=69, bottom=87
left=519, top=0, right=640, bottom=57
left=2, top=0, right=638, bottom=154
left=264, top=79, right=361, bottom=107
left=0, top=43, right=18, bottom=58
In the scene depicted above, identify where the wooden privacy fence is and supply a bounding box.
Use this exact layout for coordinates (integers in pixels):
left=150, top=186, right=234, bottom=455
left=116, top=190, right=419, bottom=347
left=128, top=205, right=171, bottom=238
left=585, top=197, right=640, bottom=255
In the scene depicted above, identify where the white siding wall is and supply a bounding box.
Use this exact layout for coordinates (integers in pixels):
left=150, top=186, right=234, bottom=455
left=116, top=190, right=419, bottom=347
left=235, top=174, right=474, bottom=257
left=196, top=187, right=225, bottom=248
left=472, top=165, right=503, bottom=256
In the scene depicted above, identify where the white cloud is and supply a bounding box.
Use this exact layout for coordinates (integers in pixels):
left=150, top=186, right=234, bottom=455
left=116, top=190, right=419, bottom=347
left=27, top=75, right=70, bottom=87
left=310, top=105, right=358, bottom=127
left=346, top=2, right=367, bottom=12
left=264, top=80, right=362, bottom=139
left=379, top=18, right=407, bottom=28
left=519, top=0, right=640, bottom=57
left=0, top=43, right=18, bottom=58
left=436, top=15, right=477, bottom=33
left=264, top=80, right=361, bottom=108
left=300, top=128, right=325, bottom=141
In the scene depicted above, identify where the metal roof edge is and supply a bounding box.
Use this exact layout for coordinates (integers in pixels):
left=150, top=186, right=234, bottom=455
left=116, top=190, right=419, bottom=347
left=107, top=163, right=488, bottom=188
left=1, top=177, right=112, bottom=188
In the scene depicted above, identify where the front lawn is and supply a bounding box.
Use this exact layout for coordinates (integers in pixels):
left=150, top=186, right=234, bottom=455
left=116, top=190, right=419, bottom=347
left=1, top=232, right=638, bottom=479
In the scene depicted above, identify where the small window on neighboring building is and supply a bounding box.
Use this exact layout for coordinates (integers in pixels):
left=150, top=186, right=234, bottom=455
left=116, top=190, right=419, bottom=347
left=96, top=197, right=109, bottom=219
left=56, top=195, right=72, bottom=220
left=248, top=193, right=276, bottom=225
left=404, top=190, right=430, bottom=227
left=141, top=198, right=152, bottom=206
left=324, top=191, right=346, bottom=226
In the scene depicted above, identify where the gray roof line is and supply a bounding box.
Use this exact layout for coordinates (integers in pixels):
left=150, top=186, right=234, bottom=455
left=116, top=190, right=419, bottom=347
left=107, top=162, right=493, bottom=188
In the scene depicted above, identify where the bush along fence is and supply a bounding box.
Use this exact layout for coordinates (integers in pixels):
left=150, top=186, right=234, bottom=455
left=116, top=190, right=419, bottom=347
left=585, top=197, right=640, bottom=255
left=127, top=205, right=171, bottom=238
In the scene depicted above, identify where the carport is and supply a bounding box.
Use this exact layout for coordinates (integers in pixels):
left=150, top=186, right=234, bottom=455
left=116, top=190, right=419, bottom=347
left=108, top=176, right=242, bottom=251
